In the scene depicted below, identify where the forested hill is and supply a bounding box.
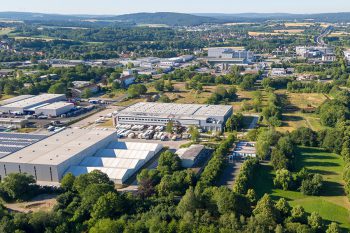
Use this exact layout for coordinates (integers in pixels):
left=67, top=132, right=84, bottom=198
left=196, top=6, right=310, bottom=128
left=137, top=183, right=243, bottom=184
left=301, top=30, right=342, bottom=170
left=197, top=12, right=350, bottom=23
left=1, top=11, right=350, bottom=25
left=104, top=12, right=220, bottom=26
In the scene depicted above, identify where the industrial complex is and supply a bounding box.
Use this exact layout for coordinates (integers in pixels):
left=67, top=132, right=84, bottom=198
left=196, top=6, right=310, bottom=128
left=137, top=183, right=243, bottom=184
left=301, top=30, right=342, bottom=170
left=0, top=94, right=67, bottom=115
left=113, top=102, right=233, bottom=132
left=0, top=129, right=163, bottom=184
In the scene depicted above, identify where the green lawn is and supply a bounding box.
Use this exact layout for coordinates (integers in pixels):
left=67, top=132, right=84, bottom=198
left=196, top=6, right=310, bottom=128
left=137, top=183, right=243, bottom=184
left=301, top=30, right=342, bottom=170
left=252, top=147, right=350, bottom=230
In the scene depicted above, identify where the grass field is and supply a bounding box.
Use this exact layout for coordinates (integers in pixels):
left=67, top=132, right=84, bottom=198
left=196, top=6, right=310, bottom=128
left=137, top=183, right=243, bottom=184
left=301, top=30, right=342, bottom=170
left=114, top=98, right=145, bottom=107
left=276, top=91, right=327, bottom=132
left=0, top=27, right=14, bottom=35
left=252, top=147, right=350, bottom=230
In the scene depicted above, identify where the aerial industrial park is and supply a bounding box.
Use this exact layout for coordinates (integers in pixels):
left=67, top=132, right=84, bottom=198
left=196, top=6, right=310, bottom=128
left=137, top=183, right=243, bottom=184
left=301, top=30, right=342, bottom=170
left=0, top=3, right=350, bottom=232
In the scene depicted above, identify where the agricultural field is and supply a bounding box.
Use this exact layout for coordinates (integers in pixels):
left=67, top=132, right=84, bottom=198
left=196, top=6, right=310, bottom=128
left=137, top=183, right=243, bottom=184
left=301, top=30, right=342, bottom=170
left=274, top=29, right=305, bottom=34
left=252, top=147, right=350, bottom=231
left=284, top=22, right=315, bottom=27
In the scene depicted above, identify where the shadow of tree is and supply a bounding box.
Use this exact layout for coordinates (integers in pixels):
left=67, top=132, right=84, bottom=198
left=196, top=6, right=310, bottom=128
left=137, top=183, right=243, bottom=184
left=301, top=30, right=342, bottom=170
left=321, top=181, right=345, bottom=197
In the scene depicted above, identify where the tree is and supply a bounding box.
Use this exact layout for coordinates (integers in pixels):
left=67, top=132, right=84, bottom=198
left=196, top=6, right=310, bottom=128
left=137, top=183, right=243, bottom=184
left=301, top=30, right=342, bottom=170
left=226, top=113, right=243, bottom=132
left=290, top=205, right=307, bottom=224
left=300, top=174, right=323, bottom=196
left=127, top=84, right=147, bottom=98
left=166, top=120, right=174, bottom=133
left=176, top=187, right=198, bottom=216
left=188, top=125, right=200, bottom=142
left=326, top=222, right=341, bottom=233
left=165, top=81, right=174, bottom=91
left=81, top=88, right=93, bottom=98
left=319, top=100, right=349, bottom=127
left=60, top=173, right=75, bottom=191
left=157, top=150, right=181, bottom=175
left=1, top=173, right=38, bottom=201
left=73, top=170, right=113, bottom=194
left=274, top=169, right=292, bottom=190
left=256, top=129, right=280, bottom=160
left=308, top=212, right=323, bottom=232
left=159, top=95, right=171, bottom=103
left=3, top=84, right=14, bottom=95
left=154, top=80, right=165, bottom=91
left=91, top=192, right=125, bottom=220
left=48, top=82, right=66, bottom=94
left=137, top=169, right=160, bottom=198
left=275, top=198, right=291, bottom=218
left=89, top=218, right=125, bottom=233
left=252, top=194, right=279, bottom=230
left=271, top=148, right=289, bottom=170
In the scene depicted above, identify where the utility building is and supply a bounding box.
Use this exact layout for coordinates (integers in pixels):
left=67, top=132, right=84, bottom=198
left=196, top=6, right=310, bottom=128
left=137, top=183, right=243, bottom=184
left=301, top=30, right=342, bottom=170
left=113, top=102, right=233, bottom=132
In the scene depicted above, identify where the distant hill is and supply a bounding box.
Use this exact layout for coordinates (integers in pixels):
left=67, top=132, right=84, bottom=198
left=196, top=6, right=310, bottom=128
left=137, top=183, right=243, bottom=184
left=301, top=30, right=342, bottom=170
left=104, top=12, right=220, bottom=26
left=1, top=11, right=350, bottom=26
left=196, top=12, right=350, bottom=23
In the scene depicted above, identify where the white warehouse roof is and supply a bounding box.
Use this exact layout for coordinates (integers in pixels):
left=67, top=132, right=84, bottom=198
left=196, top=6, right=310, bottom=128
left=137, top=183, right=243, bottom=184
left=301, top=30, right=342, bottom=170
left=36, top=102, right=74, bottom=110
left=96, top=149, right=154, bottom=160
left=1, top=94, right=65, bottom=109
left=0, top=95, right=34, bottom=106
left=0, top=128, right=116, bottom=165
left=80, top=157, right=142, bottom=169
left=67, top=166, right=130, bottom=181
left=118, top=102, right=232, bottom=118
left=106, top=141, right=162, bottom=152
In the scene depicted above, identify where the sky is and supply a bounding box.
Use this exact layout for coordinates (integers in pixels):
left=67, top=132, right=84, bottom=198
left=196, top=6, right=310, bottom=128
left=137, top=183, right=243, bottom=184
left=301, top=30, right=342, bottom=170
left=0, top=0, right=349, bottom=15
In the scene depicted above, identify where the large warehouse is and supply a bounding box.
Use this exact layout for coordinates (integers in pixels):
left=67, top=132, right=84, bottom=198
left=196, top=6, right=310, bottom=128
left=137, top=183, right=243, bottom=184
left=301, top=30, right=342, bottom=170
left=68, top=141, right=162, bottom=184
left=0, top=129, right=162, bottom=184
left=0, top=129, right=117, bottom=183
left=113, top=102, right=233, bottom=132
left=0, top=94, right=66, bottom=114
left=34, top=102, right=74, bottom=117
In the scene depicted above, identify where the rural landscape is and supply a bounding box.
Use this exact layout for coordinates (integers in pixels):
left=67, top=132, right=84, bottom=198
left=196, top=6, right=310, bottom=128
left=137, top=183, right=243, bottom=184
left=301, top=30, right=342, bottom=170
left=0, top=1, right=350, bottom=233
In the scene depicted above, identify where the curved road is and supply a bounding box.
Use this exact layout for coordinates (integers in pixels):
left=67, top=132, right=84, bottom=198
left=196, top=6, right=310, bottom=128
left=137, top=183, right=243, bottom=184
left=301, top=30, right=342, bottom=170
left=315, top=26, right=333, bottom=46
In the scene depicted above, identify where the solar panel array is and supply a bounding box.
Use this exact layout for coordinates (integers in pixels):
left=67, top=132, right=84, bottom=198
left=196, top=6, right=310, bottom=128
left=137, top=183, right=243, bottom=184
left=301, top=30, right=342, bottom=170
left=0, top=133, right=47, bottom=158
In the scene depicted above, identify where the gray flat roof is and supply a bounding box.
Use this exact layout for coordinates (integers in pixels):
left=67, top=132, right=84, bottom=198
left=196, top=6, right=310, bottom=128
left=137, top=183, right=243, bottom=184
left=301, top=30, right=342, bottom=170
left=176, top=144, right=205, bottom=160
left=118, top=102, right=232, bottom=118
left=36, top=102, right=74, bottom=110
left=0, top=129, right=116, bottom=165
left=0, top=95, right=34, bottom=106
left=1, top=94, right=65, bottom=109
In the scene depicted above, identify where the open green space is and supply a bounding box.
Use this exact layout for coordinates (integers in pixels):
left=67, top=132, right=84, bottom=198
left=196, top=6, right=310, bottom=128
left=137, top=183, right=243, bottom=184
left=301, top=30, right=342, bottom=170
left=252, top=147, right=350, bottom=230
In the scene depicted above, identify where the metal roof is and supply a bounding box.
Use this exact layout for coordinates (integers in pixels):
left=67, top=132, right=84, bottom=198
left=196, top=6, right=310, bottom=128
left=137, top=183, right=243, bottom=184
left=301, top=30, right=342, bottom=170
left=0, top=132, right=47, bottom=158
left=0, top=95, right=34, bottom=106
left=0, top=129, right=116, bottom=165
left=67, top=166, right=129, bottom=180
left=1, top=94, right=65, bottom=109
left=36, top=102, right=74, bottom=110
left=80, top=157, right=142, bottom=169
left=118, top=102, right=232, bottom=118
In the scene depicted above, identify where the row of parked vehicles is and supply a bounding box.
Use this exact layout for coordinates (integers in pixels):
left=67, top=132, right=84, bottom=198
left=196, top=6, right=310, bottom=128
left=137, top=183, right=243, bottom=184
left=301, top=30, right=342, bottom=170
left=116, top=124, right=190, bottom=141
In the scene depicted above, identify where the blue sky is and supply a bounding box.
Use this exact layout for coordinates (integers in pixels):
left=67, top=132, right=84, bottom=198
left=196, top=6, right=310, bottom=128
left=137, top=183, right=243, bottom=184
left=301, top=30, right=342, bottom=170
left=0, top=0, right=349, bottom=15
